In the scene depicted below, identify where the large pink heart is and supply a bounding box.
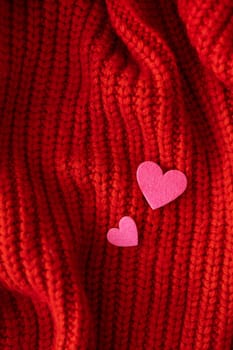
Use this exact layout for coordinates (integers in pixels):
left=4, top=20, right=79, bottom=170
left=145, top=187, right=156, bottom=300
left=107, top=216, right=138, bottom=247
left=137, top=161, right=187, bottom=209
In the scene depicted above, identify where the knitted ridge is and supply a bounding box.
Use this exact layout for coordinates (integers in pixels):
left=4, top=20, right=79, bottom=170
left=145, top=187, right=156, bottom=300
left=0, top=0, right=233, bottom=349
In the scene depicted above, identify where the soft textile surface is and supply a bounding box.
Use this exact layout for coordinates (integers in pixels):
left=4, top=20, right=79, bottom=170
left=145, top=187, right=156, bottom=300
left=0, top=0, right=233, bottom=349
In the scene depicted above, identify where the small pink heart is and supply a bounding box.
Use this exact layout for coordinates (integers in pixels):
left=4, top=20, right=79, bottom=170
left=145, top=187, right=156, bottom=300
left=137, top=161, right=187, bottom=209
left=107, top=216, right=138, bottom=247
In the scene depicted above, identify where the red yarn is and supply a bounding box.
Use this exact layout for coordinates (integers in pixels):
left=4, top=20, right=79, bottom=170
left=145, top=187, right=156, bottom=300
left=0, top=1, right=233, bottom=349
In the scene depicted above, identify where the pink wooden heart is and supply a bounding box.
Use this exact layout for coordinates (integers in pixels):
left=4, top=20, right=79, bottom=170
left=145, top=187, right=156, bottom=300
left=137, top=161, right=187, bottom=209
left=107, top=216, right=138, bottom=247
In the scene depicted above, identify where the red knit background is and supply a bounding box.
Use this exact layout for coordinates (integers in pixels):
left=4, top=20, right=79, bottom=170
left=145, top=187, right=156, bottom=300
left=0, top=0, right=233, bottom=349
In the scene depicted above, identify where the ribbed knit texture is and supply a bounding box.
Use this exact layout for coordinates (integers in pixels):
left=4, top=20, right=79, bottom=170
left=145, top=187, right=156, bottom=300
left=0, top=0, right=233, bottom=349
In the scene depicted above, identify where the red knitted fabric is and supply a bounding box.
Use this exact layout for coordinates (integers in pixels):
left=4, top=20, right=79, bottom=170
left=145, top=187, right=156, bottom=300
left=0, top=0, right=233, bottom=349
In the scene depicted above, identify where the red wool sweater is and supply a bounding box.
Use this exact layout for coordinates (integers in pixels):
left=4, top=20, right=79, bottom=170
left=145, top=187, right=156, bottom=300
left=0, top=0, right=233, bottom=349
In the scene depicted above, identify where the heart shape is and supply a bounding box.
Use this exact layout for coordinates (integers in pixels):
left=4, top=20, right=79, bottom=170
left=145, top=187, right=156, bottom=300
left=107, top=216, right=138, bottom=247
left=137, top=161, right=187, bottom=209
